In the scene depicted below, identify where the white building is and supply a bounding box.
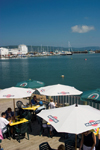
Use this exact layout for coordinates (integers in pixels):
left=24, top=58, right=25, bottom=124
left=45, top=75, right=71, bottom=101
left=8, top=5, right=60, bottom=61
left=0, top=45, right=28, bottom=57
left=18, top=45, right=28, bottom=54
left=0, top=47, right=9, bottom=57
left=9, top=48, right=19, bottom=55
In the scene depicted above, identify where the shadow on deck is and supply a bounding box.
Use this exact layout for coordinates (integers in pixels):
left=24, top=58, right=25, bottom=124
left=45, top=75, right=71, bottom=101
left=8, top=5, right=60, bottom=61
left=1, top=119, right=66, bottom=150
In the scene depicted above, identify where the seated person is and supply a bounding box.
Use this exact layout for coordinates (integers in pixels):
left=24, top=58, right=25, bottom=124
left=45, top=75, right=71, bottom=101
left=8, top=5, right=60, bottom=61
left=49, top=98, right=56, bottom=109
left=31, top=95, right=37, bottom=105
left=35, top=101, right=46, bottom=114
left=0, top=112, right=11, bottom=134
left=5, top=108, right=14, bottom=120
left=42, top=119, right=54, bottom=137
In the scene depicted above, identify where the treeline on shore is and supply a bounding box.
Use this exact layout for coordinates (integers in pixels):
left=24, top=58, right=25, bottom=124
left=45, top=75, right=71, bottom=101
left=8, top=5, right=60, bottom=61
left=1, top=45, right=100, bottom=54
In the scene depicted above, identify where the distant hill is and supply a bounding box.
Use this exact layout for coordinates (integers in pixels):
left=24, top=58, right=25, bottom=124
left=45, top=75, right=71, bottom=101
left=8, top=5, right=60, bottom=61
left=0, top=45, right=100, bottom=52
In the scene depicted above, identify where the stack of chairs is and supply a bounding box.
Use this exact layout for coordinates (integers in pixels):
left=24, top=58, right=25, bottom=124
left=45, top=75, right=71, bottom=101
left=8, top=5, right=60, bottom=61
left=39, top=142, right=55, bottom=150
left=65, top=139, right=75, bottom=150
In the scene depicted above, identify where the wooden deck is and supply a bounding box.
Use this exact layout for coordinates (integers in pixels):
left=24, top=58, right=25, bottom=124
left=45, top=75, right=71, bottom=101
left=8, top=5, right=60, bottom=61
left=0, top=98, right=66, bottom=150
left=1, top=120, right=65, bottom=150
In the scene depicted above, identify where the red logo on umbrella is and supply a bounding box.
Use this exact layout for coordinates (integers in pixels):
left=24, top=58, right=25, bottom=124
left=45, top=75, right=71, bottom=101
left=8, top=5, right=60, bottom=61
left=3, top=94, right=14, bottom=98
left=6, top=94, right=12, bottom=98
left=61, top=91, right=67, bottom=95
left=20, top=83, right=27, bottom=87
left=89, top=120, right=98, bottom=127
left=92, top=95, right=96, bottom=98
left=88, top=93, right=99, bottom=100
left=48, top=115, right=59, bottom=123
left=85, top=120, right=100, bottom=127
left=58, top=91, right=69, bottom=95
left=41, top=89, right=45, bottom=92
left=27, top=91, right=31, bottom=93
left=49, top=116, right=57, bottom=122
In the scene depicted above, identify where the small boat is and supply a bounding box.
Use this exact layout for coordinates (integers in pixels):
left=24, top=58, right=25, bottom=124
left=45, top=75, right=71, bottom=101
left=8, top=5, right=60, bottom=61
left=60, top=51, right=72, bottom=55
left=60, top=51, right=67, bottom=55
left=66, top=51, right=72, bottom=55
left=88, top=50, right=95, bottom=54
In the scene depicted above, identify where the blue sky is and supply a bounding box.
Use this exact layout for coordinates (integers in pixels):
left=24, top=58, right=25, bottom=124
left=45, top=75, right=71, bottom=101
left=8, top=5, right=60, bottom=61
left=0, top=0, right=100, bottom=47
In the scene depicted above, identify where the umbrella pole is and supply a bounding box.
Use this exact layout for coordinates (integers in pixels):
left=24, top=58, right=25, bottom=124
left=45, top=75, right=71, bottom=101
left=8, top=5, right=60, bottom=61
left=75, top=134, right=77, bottom=150
left=58, top=96, right=59, bottom=107
left=13, top=99, right=16, bottom=117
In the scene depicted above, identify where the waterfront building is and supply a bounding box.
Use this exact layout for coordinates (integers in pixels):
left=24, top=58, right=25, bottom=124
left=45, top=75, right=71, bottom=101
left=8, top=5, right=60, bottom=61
left=18, top=44, right=28, bottom=54
left=9, top=48, right=19, bottom=55
left=9, top=44, right=28, bottom=56
left=0, top=47, right=9, bottom=57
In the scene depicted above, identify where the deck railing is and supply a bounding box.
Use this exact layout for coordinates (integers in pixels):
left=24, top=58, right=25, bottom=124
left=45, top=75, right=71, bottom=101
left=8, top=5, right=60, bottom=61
left=51, top=95, right=100, bottom=110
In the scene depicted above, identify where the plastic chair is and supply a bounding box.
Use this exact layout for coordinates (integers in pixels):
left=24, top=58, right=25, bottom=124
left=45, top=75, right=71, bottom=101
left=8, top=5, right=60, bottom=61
left=17, top=108, right=26, bottom=118
left=35, top=107, right=45, bottom=114
left=24, top=112, right=32, bottom=132
left=14, top=122, right=29, bottom=143
left=39, top=119, right=50, bottom=137
left=16, top=101, right=24, bottom=108
left=2, top=126, right=11, bottom=140
left=39, top=142, right=54, bottom=150
left=65, top=140, right=75, bottom=150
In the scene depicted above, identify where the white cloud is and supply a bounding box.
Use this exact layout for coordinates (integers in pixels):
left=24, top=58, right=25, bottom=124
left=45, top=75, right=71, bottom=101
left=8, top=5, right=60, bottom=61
left=71, top=25, right=95, bottom=33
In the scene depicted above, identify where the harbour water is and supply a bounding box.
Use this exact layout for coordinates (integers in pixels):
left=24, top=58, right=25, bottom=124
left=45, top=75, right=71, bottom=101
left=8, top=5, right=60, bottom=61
left=0, top=53, right=100, bottom=91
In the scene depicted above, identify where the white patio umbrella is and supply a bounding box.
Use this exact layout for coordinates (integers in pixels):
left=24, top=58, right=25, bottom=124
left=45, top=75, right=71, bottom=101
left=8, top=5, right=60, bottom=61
left=0, top=87, right=35, bottom=114
left=37, top=104, right=100, bottom=149
left=37, top=84, right=82, bottom=96
left=0, top=87, right=34, bottom=99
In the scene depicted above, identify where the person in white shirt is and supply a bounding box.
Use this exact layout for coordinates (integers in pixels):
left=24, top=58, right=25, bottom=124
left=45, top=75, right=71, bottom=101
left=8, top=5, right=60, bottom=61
left=0, top=112, right=11, bottom=133
left=49, top=98, right=56, bottom=109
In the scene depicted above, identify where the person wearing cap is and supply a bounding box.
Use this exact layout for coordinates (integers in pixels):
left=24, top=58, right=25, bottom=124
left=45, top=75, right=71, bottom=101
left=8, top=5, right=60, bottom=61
left=35, top=101, right=45, bottom=114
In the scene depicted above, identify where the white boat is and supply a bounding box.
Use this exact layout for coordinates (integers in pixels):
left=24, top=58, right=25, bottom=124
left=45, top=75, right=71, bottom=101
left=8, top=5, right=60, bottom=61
left=60, top=51, right=72, bottom=55
left=66, top=51, right=72, bottom=55
left=60, top=51, right=67, bottom=55
left=88, top=50, right=95, bottom=54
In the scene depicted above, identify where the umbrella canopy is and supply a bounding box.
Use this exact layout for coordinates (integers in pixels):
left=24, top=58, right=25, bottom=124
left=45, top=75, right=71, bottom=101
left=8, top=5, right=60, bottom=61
left=16, top=79, right=45, bottom=89
left=37, top=104, right=100, bottom=135
left=0, top=87, right=34, bottom=115
left=0, top=87, right=34, bottom=99
left=81, top=88, right=100, bottom=103
left=37, top=84, right=83, bottom=96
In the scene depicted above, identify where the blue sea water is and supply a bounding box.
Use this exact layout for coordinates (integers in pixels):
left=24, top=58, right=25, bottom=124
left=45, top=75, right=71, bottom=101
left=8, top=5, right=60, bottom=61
left=0, top=53, right=100, bottom=91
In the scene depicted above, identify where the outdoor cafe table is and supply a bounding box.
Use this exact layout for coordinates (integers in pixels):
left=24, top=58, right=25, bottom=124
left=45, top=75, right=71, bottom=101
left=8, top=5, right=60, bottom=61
left=10, top=118, right=28, bottom=126
left=22, top=105, right=40, bottom=111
